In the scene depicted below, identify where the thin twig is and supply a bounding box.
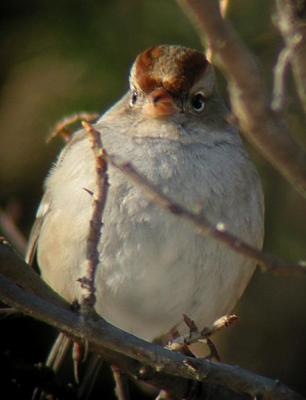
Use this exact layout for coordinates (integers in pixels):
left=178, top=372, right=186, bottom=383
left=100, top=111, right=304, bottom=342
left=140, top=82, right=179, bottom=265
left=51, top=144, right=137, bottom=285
left=272, top=47, right=291, bottom=112
left=169, top=315, right=238, bottom=348
left=105, top=155, right=306, bottom=276
left=272, top=11, right=303, bottom=112
left=47, top=112, right=99, bottom=143
left=77, top=121, right=109, bottom=307
left=167, top=315, right=237, bottom=362
left=177, top=0, right=306, bottom=199
left=275, top=0, right=306, bottom=117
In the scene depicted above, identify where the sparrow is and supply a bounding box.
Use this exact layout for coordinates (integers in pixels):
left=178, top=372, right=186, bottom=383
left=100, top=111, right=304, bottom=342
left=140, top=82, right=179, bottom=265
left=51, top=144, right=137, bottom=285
left=26, top=45, right=264, bottom=342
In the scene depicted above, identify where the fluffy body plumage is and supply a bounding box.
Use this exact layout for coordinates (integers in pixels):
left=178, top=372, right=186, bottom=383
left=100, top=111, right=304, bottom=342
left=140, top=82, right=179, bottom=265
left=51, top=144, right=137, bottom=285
left=27, top=45, right=264, bottom=341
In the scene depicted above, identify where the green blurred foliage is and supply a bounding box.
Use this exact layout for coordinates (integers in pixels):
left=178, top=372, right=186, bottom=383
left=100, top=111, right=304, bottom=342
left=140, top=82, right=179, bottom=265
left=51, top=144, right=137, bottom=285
left=1, top=0, right=306, bottom=398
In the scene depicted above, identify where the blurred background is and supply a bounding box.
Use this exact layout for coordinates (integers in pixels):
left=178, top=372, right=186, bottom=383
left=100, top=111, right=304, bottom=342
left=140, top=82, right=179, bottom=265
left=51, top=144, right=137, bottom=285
left=1, top=0, right=306, bottom=398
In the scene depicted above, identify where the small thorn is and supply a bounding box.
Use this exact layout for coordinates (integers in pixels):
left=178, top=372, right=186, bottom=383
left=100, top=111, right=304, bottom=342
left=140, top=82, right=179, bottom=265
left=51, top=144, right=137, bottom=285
left=83, top=187, right=94, bottom=196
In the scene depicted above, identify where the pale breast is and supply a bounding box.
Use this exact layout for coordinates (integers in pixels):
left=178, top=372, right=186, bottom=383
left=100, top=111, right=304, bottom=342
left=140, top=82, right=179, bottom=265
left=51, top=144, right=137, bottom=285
left=37, top=126, right=264, bottom=341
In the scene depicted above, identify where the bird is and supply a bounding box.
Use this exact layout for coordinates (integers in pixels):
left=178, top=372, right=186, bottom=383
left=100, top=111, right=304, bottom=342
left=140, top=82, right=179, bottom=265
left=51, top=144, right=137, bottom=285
left=26, top=44, right=264, bottom=344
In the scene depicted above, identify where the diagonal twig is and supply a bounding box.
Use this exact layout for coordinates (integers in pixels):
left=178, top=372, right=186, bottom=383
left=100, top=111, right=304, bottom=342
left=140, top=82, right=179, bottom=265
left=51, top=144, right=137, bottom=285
left=105, top=155, right=306, bottom=276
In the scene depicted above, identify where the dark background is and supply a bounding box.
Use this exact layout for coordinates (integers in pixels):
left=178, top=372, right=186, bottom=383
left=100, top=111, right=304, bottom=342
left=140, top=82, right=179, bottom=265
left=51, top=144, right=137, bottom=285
left=1, top=0, right=306, bottom=398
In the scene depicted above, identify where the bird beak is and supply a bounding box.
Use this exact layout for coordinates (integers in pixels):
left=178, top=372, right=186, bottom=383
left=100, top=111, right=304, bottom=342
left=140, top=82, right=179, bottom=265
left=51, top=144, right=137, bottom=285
left=144, top=88, right=180, bottom=118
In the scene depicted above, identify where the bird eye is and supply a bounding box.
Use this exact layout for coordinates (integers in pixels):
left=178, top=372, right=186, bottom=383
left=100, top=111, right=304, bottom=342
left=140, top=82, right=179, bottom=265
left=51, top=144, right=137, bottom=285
left=130, top=90, right=138, bottom=106
left=191, top=92, right=205, bottom=112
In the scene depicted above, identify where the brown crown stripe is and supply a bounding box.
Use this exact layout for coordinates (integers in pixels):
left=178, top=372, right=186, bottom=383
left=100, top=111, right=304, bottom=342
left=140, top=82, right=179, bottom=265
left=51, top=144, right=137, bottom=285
left=135, top=46, right=208, bottom=95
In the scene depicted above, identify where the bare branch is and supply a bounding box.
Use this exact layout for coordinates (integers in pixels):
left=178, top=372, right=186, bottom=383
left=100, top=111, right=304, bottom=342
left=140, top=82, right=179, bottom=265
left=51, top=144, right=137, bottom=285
left=177, top=0, right=306, bottom=199
left=276, top=0, right=306, bottom=116
left=77, top=121, right=109, bottom=307
left=0, top=241, right=304, bottom=400
left=105, top=155, right=306, bottom=276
